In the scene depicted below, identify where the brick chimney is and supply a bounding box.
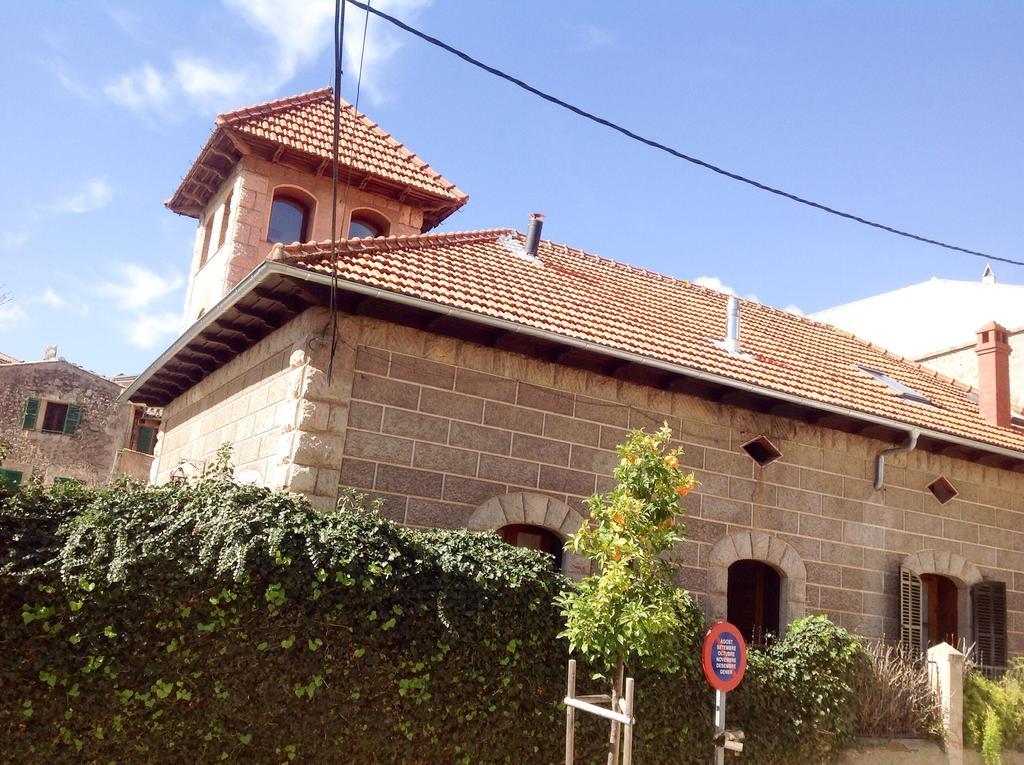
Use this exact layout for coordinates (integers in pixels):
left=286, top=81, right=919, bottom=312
left=975, top=321, right=1011, bottom=427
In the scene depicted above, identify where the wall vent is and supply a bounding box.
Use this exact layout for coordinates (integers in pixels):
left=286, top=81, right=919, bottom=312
left=927, top=475, right=958, bottom=505
left=741, top=435, right=782, bottom=467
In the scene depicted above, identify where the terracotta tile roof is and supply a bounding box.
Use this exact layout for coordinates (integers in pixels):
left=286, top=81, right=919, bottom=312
left=275, top=229, right=1024, bottom=455
left=216, top=88, right=466, bottom=205
left=168, top=89, right=468, bottom=226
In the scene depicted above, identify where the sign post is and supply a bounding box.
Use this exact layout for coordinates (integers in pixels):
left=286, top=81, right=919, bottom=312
left=702, top=622, right=747, bottom=764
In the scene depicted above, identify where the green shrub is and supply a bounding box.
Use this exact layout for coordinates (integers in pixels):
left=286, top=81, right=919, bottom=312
left=965, top=661, right=1024, bottom=757
left=1, top=457, right=881, bottom=764
left=982, top=707, right=1003, bottom=765
left=729, top=616, right=869, bottom=764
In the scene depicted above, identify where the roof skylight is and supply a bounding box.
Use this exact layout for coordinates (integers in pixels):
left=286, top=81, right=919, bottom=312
left=853, top=364, right=936, bottom=407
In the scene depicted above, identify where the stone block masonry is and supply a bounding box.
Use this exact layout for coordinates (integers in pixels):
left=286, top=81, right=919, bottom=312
left=152, top=308, right=1024, bottom=656
left=0, top=360, right=135, bottom=485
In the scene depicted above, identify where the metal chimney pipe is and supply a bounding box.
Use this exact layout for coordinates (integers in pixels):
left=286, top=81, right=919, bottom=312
left=723, top=296, right=741, bottom=354
left=525, top=213, right=545, bottom=258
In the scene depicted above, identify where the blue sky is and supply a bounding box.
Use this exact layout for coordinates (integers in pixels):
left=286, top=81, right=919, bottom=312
left=1, top=1, right=1021, bottom=376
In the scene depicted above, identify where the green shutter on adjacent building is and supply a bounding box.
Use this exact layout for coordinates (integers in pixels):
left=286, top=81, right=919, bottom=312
left=0, top=468, right=23, bottom=488
left=63, top=404, right=82, bottom=436
left=137, top=426, right=156, bottom=455
left=21, top=398, right=40, bottom=430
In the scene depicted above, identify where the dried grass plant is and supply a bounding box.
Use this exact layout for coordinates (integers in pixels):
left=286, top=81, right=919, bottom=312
left=854, top=641, right=944, bottom=740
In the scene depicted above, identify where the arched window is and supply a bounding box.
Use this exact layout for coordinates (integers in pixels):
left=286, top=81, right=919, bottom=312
left=268, top=190, right=313, bottom=244
left=499, top=524, right=563, bottom=570
left=727, top=559, right=781, bottom=645
left=348, top=210, right=390, bottom=239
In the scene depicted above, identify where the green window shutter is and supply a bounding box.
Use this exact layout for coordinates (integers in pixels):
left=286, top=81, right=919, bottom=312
left=63, top=404, right=82, bottom=436
left=137, top=426, right=155, bottom=455
left=900, top=568, right=923, bottom=658
left=972, top=581, right=1008, bottom=670
left=0, top=468, right=23, bottom=488
left=21, top=398, right=40, bottom=430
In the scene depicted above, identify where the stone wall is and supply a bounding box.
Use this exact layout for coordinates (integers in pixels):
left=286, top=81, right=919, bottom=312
left=152, top=307, right=1024, bottom=653
left=182, top=156, right=426, bottom=324
left=0, top=360, right=133, bottom=484
left=285, top=312, right=1024, bottom=652
left=153, top=309, right=327, bottom=486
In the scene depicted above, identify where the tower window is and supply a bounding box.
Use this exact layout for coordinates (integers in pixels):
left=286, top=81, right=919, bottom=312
left=727, top=559, right=781, bottom=645
left=499, top=524, right=563, bottom=570
left=348, top=210, right=390, bottom=239
left=268, top=192, right=312, bottom=244
left=199, top=215, right=215, bottom=268
left=216, top=190, right=233, bottom=250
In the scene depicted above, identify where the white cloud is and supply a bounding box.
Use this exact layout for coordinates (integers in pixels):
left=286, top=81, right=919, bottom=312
left=48, top=60, right=92, bottom=99
left=105, top=0, right=432, bottom=119
left=694, top=275, right=760, bottom=303
left=125, top=311, right=181, bottom=349
left=338, top=0, right=433, bottom=104
left=0, top=304, right=27, bottom=331
left=174, top=58, right=247, bottom=102
left=31, top=288, right=90, bottom=316
left=50, top=178, right=115, bottom=215
left=783, top=304, right=805, bottom=316
left=35, top=288, right=64, bottom=308
left=104, top=65, right=171, bottom=114
left=567, top=22, right=616, bottom=53
left=1, top=231, right=29, bottom=249
left=97, top=264, right=184, bottom=312
left=224, top=0, right=336, bottom=86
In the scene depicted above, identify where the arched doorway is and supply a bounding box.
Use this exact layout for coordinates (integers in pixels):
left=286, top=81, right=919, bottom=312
left=899, top=550, right=983, bottom=655
left=706, top=531, right=807, bottom=630
left=921, top=573, right=958, bottom=648
left=467, top=492, right=589, bottom=578
left=727, top=559, right=781, bottom=644
left=499, top=524, right=564, bottom=570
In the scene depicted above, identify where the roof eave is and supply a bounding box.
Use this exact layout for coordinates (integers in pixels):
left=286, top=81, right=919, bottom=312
left=127, top=259, right=1024, bottom=468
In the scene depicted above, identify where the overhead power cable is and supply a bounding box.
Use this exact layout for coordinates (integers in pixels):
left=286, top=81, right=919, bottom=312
left=327, top=0, right=346, bottom=382
left=345, top=0, right=1022, bottom=268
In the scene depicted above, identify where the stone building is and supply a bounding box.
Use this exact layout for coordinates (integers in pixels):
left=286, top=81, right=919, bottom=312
left=0, top=355, right=158, bottom=485
left=125, top=90, right=1022, bottom=670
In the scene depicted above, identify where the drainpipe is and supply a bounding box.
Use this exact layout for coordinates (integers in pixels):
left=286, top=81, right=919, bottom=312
left=873, top=428, right=920, bottom=491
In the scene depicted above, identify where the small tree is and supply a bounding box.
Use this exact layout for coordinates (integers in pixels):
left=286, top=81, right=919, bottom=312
left=557, top=425, right=698, bottom=759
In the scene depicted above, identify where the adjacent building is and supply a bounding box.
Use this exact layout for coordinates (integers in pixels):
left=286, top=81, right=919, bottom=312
left=124, top=89, right=1023, bottom=671
left=813, top=266, right=1024, bottom=392
left=0, top=351, right=158, bottom=486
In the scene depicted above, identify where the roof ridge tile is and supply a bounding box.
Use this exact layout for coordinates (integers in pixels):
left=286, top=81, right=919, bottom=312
left=275, top=227, right=516, bottom=263
left=216, top=87, right=334, bottom=126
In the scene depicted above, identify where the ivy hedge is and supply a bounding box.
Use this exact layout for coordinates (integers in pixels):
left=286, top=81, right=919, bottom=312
left=3, top=459, right=869, bottom=764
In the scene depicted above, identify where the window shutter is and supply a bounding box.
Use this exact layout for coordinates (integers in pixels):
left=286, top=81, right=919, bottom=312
left=900, top=567, right=924, bottom=658
left=63, top=404, right=82, bottom=436
left=137, top=426, right=155, bottom=455
left=0, top=468, right=23, bottom=487
left=21, top=397, right=40, bottom=430
left=972, top=581, right=1008, bottom=670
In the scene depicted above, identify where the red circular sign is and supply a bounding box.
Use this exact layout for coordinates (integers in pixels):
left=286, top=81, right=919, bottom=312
left=702, top=621, right=747, bottom=692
